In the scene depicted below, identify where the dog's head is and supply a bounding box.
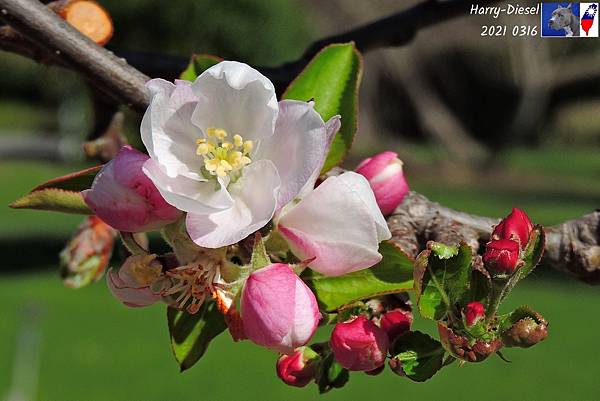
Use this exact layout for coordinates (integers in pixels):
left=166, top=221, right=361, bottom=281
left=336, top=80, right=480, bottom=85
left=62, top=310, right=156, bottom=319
left=549, top=3, right=575, bottom=29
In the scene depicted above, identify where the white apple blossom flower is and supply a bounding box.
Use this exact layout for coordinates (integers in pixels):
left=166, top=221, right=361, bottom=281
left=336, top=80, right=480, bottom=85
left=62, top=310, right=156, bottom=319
left=141, top=61, right=340, bottom=248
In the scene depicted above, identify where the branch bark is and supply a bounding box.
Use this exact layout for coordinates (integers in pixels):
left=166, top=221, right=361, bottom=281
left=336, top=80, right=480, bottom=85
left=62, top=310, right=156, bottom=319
left=389, top=192, right=600, bottom=284
left=0, top=0, right=599, bottom=283
left=0, top=0, right=149, bottom=111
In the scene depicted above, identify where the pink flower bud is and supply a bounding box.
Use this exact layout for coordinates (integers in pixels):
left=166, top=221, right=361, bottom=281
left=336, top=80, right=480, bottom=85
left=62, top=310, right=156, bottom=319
left=356, top=151, right=409, bottom=215
left=464, top=301, right=485, bottom=327
left=483, top=239, right=520, bottom=274
left=82, top=146, right=181, bottom=232
left=493, top=208, right=533, bottom=249
left=380, top=309, right=412, bottom=342
left=107, top=254, right=164, bottom=307
left=330, top=316, right=389, bottom=371
left=276, top=347, right=319, bottom=387
left=241, top=263, right=320, bottom=354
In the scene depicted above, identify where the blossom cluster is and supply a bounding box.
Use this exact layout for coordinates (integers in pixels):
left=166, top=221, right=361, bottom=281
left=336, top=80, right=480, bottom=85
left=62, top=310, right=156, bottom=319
left=81, top=61, right=411, bottom=379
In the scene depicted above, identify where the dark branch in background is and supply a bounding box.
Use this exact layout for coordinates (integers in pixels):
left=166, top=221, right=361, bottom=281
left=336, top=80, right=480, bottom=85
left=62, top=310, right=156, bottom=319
left=0, top=0, right=149, bottom=111
left=0, top=0, right=599, bottom=283
left=113, top=0, right=498, bottom=93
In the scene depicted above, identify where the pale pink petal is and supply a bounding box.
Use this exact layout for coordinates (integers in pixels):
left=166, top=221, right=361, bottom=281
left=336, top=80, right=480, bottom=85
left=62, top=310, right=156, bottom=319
left=143, top=158, right=233, bottom=214
left=106, top=269, right=161, bottom=308
left=256, top=100, right=329, bottom=208
left=190, top=61, right=278, bottom=142
left=277, top=172, right=384, bottom=276
left=141, top=79, right=204, bottom=180
left=186, top=160, right=280, bottom=248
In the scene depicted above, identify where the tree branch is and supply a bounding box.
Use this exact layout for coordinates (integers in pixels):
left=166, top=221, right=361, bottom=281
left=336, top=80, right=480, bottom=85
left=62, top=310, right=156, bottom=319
left=389, top=192, right=600, bottom=284
left=0, top=0, right=149, bottom=111
left=0, top=0, right=598, bottom=283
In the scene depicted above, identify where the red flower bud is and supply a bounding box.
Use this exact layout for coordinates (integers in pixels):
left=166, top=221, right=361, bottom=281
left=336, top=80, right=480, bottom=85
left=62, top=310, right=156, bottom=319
left=483, top=239, right=520, bottom=274
left=330, top=316, right=389, bottom=371
left=380, top=309, right=412, bottom=342
left=493, top=208, right=533, bottom=249
left=464, top=301, right=485, bottom=327
left=276, top=347, right=319, bottom=387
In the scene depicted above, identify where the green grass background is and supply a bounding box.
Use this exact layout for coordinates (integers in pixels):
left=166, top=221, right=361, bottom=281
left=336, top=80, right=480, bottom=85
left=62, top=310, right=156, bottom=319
left=1, top=147, right=599, bottom=401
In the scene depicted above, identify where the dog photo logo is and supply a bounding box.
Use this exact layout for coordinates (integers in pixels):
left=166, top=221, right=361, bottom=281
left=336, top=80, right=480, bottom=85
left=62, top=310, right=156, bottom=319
left=542, top=2, right=581, bottom=37
left=580, top=3, right=599, bottom=36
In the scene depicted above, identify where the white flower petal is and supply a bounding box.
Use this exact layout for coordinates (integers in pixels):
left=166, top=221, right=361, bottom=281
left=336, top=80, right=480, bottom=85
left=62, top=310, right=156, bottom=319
left=186, top=160, right=281, bottom=248
left=256, top=100, right=329, bottom=208
left=190, top=61, right=278, bottom=141
left=297, top=114, right=342, bottom=199
left=143, top=159, right=233, bottom=214
left=336, top=172, right=391, bottom=242
left=141, top=79, right=204, bottom=180
left=277, top=172, right=384, bottom=276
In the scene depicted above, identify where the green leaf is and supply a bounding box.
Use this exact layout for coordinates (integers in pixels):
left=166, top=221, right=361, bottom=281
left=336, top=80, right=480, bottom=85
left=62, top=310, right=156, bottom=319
left=389, top=331, right=445, bottom=382
left=414, top=242, right=472, bottom=320
left=167, top=302, right=227, bottom=372
left=10, top=165, right=102, bottom=215
left=283, top=43, right=362, bottom=172
left=498, top=305, right=545, bottom=333
left=516, top=226, right=545, bottom=280
left=180, top=54, right=222, bottom=81
left=430, top=242, right=459, bottom=259
left=10, top=188, right=92, bottom=215
left=250, top=233, right=271, bottom=271
left=316, top=353, right=349, bottom=394
left=470, top=259, right=491, bottom=307
left=302, top=241, right=414, bottom=312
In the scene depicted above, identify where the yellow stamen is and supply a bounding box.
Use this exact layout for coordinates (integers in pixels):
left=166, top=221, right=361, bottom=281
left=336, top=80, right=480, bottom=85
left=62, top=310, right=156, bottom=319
left=197, top=128, right=254, bottom=179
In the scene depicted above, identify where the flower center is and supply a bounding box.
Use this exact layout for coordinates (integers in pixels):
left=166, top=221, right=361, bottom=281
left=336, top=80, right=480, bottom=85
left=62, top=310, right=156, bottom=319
left=162, top=261, right=219, bottom=314
left=196, top=127, right=253, bottom=179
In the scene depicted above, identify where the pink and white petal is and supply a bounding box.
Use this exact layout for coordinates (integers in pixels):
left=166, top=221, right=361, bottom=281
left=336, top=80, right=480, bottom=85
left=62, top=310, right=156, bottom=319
left=241, top=264, right=296, bottom=352
left=256, top=100, right=328, bottom=208
left=336, top=172, right=391, bottom=242
left=287, top=276, right=321, bottom=348
left=190, top=61, right=278, bottom=141
left=296, top=114, right=342, bottom=200
left=106, top=269, right=160, bottom=307
left=141, top=79, right=203, bottom=180
left=143, top=159, right=233, bottom=214
left=82, top=162, right=151, bottom=232
left=186, top=160, right=281, bottom=248
left=277, top=174, right=382, bottom=276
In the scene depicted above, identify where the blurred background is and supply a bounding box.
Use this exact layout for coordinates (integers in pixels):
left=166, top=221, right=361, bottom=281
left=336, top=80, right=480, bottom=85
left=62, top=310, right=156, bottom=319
left=1, top=1, right=599, bottom=400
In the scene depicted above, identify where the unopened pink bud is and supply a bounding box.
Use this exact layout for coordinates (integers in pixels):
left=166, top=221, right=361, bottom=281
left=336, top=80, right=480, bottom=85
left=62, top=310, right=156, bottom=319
left=82, top=146, right=181, bottom=232
left=356, top=151, right=409, bottom=215
left=464, top=301, right=485, bottom=327
left=380, top=309, right=412, bottom=342
left=241, top=264, right=320, bottom=354
left=493, top=208, right=533, bottom=249
left=483, top=239, right=520, bottom=274
left=330, top=316, right=389, bottom=371
left=276, top=347, right=319, bottom=387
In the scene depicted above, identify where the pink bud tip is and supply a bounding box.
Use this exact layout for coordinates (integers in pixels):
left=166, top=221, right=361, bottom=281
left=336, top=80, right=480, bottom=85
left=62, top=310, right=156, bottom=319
left=330, top=316, right=389, bottom=371
left=380, top=309, right=412, bottom=341
left=82, top=146, right=181, bottom=232
left=483, top=239, right=520, bottom=274
left=356, top=151, right=409, bottom=216
left=464, top=301, right=485, bottom=327
left=276, top=347, right=318, bottom=387
left=492, top=208, right=533, bottom=249
left=241, top=264, right=320, bottom=354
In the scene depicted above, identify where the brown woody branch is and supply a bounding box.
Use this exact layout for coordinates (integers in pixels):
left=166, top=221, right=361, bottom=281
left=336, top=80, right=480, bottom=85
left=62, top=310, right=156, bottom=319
left=389, top=192, right=600, bottom=284
left=0, top=0, right=148, bottom=111
left=0, top=0, right=599, bottom=283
